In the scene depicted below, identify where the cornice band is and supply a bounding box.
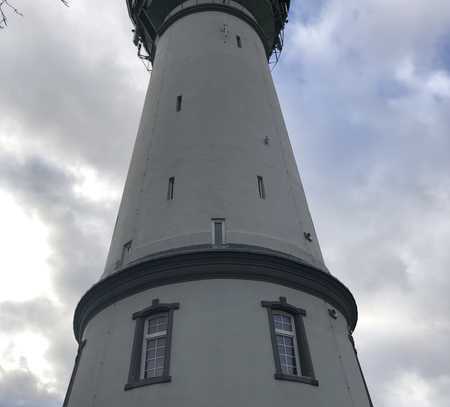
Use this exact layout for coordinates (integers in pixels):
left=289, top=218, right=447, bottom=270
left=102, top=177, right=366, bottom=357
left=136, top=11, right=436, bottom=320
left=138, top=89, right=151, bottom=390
left=157, top=4, right=271, bottom=57
left=73, top=245, right=358, bottom=343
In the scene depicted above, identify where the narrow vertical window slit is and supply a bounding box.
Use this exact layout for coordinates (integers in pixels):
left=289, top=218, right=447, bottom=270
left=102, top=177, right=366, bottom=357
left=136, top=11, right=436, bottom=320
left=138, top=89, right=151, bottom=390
left=257, top=176, right=266, bottom=199
left=176, top=95, right=182, bottom=112
left=236, top=35, right=242, bottom=48
left=167, top=177, right=175, bottom=200
left=212, top=218, right=225, bottom=245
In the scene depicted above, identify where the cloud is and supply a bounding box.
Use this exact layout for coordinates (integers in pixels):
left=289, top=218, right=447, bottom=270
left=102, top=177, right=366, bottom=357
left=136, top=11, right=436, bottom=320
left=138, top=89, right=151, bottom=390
left=275, top=2, right=450, bottom=406
left=0, top=368, right=60, bottom=407
left=0, top=298, right=59, bottom=334
left=0, top=0, right=146, bottom=177
left=1, top=0, right=450, bottom=406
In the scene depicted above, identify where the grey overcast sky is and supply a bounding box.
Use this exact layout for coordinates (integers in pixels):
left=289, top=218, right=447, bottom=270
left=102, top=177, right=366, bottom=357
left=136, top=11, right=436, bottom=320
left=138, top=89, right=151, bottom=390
left=1, top=0, right=450, bottom=406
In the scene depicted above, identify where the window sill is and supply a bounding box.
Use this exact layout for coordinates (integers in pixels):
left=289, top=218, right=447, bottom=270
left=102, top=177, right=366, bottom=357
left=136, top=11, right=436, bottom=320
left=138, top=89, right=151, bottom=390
left=274, top=373, right=319, bottom=386
left=124, top=376, right=171, bottom=391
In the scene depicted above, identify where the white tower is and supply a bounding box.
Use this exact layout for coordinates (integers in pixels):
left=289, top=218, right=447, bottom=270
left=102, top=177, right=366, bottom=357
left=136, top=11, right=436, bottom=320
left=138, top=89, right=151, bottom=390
left=64, top=1, right=374, bottom=406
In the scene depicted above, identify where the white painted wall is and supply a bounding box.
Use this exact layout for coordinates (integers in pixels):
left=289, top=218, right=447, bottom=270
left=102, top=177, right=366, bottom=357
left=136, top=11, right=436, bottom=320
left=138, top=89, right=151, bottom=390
left=103, top=9, right=325, bottom=278
left=68, top=279, right=371, bottom=407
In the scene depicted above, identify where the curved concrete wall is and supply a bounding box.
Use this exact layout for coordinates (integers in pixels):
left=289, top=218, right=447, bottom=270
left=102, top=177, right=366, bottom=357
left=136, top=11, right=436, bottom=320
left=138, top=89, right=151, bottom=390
left=67, top=279, right=371, bottom=407
left=103, top=9, right=325, bottom=277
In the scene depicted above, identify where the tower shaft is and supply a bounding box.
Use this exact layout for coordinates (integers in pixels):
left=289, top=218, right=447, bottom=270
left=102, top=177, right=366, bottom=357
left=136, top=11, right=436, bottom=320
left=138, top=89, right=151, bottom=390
left=104, top=7, right=324, bottom=278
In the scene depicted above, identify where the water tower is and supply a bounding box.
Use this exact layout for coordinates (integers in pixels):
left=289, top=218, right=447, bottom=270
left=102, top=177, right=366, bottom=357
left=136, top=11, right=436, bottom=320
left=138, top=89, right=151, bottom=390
left=63, top=1, right=374, bottom=406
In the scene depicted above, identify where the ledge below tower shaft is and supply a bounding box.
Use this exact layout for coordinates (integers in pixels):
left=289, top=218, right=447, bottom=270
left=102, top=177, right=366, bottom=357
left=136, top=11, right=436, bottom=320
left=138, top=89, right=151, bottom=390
left=75, top=246, right=358, bottom=344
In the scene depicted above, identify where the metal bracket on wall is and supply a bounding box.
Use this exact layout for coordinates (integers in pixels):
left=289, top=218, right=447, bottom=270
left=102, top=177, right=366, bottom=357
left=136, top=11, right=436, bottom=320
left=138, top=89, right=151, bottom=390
left=221, top=23, right=229, bottom=42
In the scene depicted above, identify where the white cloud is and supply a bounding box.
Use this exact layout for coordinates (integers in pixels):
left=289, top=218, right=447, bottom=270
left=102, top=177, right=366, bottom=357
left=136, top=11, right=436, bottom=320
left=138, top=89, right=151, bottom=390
left=0, top=332, right=55, bottom=389
left=383, top=372, right=450, bottom=407
left=70, top=165, right=121, bottom=204
left=0, top=191, right=53, bottom=302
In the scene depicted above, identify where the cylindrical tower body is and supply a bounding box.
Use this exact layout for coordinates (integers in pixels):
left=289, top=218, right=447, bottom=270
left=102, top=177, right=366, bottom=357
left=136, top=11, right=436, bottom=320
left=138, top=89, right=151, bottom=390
left=64, top=2, right=373, bottom=407
left=103, top=2, right=325, bottom=278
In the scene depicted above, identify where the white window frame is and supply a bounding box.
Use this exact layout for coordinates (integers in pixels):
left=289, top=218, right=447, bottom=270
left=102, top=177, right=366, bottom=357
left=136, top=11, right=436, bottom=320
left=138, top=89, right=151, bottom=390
left=273, top=311, right=301, bottom=376
left=140, top=314, right=168, bottom=379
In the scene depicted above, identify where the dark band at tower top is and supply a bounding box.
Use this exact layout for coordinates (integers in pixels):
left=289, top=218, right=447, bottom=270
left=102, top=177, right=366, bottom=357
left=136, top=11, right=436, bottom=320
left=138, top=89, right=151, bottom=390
left=127, top=0, right=290, bottom=62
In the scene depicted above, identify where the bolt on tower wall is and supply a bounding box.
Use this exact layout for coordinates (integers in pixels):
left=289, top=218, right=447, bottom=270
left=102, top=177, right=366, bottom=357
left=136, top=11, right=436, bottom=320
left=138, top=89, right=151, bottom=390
left=64, top=1, right=374, bottom=407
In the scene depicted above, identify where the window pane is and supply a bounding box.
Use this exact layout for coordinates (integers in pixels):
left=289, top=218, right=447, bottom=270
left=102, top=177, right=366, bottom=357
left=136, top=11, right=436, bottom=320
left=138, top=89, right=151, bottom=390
left=148, top=315, right=168, bottom=335
left=273, top=313, right=293, bottom=332
left=276, top=334, right=298, bottom=376
left=214, top=222, right=223, bottom=244
left=143, top=336, right=167, bottom=379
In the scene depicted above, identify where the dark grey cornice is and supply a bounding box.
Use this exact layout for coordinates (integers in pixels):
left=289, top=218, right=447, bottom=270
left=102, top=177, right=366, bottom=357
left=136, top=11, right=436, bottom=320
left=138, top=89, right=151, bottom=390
left=157, top=4, right=269, bottom=55
left=73, top=245, right=358, bottom=343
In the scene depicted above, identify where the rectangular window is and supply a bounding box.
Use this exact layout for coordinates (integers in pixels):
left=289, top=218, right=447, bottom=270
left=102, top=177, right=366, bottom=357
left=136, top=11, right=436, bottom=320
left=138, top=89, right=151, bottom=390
left=126, top=300, right=180, bottom=390
left=262, top=297, right=318, bottom=386
left=273, top=312, right=300, bottom=376
left=176, top=95, right=182, bottom=112
left=236, top=35, right=242, bottom=48
left=167, top=177, right=175, bottom=200
left=212, top=218, right=225, bottom=245
left=141, top=314, right=168, bottom=379
left=257, top=176, right=266, bottom=199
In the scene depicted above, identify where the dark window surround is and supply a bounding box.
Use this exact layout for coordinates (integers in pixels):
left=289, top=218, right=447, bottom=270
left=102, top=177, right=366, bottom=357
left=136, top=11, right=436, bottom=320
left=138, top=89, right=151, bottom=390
left=62, top=340, right=87, bottom=407
left=125, top=299, right=180, bottom=391
left=262, top=297, right=318, bottom=386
